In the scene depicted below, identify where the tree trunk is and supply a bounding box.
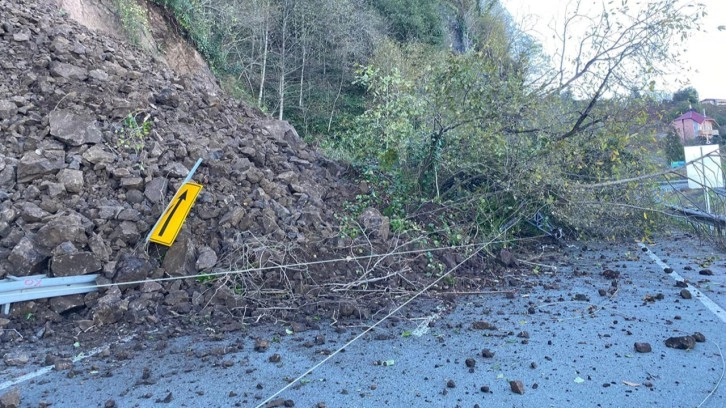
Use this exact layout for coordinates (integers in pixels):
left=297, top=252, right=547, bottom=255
left=278, top=2, right=289, bottom=121
left=258, top=6, right=270, bottom=107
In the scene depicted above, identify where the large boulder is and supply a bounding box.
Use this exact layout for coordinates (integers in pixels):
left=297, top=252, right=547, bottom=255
left=113, top=253, right=154, bottom=285
left=50, top=251, right=102, bottom=277
left=49, top=110, right=103, bottom=146
left=92, top=286, right=127, bottom=326
left=8, top=235, right=49, bottom=275
left=162, top=236, right=196, bottom=277
left=358, top=207, right=390, bottom=241
left=56, top=169, right=84, bottom=193
left=35, top=212, right=89, bottom=249
left=16, top=151, right=62, bottom=183
left=49, top=61, right=88, bottom=81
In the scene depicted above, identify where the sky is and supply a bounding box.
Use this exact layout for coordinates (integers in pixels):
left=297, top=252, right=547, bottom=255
left=501, top=0, right=726, bottom=100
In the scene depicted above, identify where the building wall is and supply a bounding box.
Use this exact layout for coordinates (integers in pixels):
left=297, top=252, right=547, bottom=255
left=674, top=119, right=698, bottom=142
left=701, top=99, right=726, bottom=106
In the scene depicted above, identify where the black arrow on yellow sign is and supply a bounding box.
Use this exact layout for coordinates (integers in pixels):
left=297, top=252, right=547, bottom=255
left=158, top=190, right=187, bottom=237
left=149, top=182, right=202, bottom=247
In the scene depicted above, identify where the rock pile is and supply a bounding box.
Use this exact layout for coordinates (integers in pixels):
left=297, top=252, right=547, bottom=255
left=0, top=0, right=377, bottom=326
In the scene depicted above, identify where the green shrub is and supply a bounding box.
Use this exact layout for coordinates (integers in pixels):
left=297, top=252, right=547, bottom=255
left=115, top=112, right=152, bottom=157
left=113, top=0, right=150, bottom=46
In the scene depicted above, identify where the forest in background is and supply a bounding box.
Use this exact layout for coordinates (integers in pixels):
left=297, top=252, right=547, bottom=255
left=121, top=0, right=712, bottom=242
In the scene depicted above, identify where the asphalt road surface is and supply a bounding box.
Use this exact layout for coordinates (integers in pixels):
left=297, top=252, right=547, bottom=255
left=2, top=233, right=725, bottom=408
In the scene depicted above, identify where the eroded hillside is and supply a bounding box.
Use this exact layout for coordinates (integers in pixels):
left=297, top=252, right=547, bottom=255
left=0, top=0, right=408, bottom=334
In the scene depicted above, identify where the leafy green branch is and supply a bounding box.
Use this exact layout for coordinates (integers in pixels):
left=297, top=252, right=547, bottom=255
left=114, top=111, right=153, bottom=157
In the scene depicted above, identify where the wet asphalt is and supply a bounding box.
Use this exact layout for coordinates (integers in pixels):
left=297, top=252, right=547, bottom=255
left=2, top=234, right=726, bottom=408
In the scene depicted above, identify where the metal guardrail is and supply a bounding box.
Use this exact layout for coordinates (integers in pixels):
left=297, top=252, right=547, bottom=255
left=0, top=274, right=99, bottom=315
left=1, top=160, right=202, bottom=315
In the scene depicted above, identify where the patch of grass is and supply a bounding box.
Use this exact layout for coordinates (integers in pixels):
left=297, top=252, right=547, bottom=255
left=113, top=0, right=150, bottom=46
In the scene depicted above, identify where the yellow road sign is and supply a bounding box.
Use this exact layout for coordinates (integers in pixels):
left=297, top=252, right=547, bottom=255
left=149, top=182, right=203, bottom=246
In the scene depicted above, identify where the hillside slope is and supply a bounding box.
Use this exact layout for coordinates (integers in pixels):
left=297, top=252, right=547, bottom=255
left=0, top=0, right=400, bottom=331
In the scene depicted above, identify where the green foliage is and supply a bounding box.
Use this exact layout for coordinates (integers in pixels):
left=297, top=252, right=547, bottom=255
left=113, top=0, right=150, bottom=46
left=340, top=65, right=424, bottom=170
left=369, top=0, right=443, bottom=44
left=115, top=112, right=152, bottom=157
left=145, top=0, right=699, bottom=241
left=672, top=87, right=700, bottom=106
left=663, top=130, right=685, bottom=162
left=335, top=193, right=374, bottom=239
left=335, top=168, right=420, bottom=239
left=705, top=105, right=726, bottom=130
left=151, top=0, right=231, bottom=74
left=196, top=274, right=217, bottom=284
left=332, top=48, right=534, bottom=242
left=332, top=4, right=682, bottom=239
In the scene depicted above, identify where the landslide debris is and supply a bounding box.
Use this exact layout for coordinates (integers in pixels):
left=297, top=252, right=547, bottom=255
left=0, top=0, right=396, bottom=333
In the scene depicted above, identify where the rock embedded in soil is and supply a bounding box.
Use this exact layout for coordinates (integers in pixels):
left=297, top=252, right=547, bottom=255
left=634, top=342, right=652, bottom=353
left=155, top=392, right=173, bottom=404
left=699, top=269, right=713, bottom=276
left=679, top=289, right=692, bottom=299
left=358, top=207, right=390, bottom=240
left=50, top=251, right=102, bottom=277
left=8, top=235, right=50, bottom=275
left=665, top=336, right=696, bottom=350
left=54, top=359, right=73, bottom=371
left=195, top=246, right=217, bottom=270
left=0, top=388, right=20, bottom=408
left=113, top=253, right=153, bottom=284
left=499, top=248, right=516, bottom=267
left=290, top=322, right=307, bottom=333
left=161, top=237, right=196, bottom=277
left=472, top=321, right=497, bottom=330
left=509, top=380, right=525, bottom=394
left=264, top=399, right=287, bottom=408
left=49, top=294, right=86, bottom=314
left=692, top=332, right=706, bottom=342
left=255, top=338, right=270, bottom=352
left=3, top=352, right=29, bottom=367
left=481, top=349, right=495, bottom=358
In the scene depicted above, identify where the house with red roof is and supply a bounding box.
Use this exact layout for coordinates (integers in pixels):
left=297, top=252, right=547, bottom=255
left=672, top=110, right=719, bottom=143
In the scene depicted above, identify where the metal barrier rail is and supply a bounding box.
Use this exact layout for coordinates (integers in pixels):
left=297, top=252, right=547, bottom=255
left=0, top=274, right=99, bottom=315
